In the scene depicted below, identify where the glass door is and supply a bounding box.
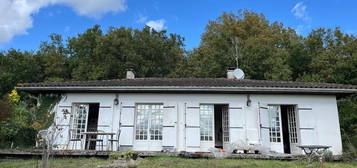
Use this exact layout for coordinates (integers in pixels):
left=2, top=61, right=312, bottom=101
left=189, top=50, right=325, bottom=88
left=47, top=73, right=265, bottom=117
left=268, top=105, right=284, bottom=153
left=135, top=104, right=163, bottom=151
left=287, top=106, right=299, bottom=154
left=222, top=105, right=230, bottom=148
left=200, top=104, right=214, bottom=150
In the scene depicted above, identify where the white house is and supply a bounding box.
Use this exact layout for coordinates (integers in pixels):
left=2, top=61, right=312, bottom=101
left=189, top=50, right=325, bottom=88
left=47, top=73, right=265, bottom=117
left=16, top=70, right=357, bottom=155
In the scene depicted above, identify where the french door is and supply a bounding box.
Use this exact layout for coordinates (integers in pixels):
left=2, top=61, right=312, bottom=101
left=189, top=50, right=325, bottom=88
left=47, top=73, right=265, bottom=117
left=222, top=106, right=230, bottom=148
left=268, top=105, right=284, bottom=153
left=70, top=104, right=89, bottom=149
left=71, top=104, right=89, bottom=139
left=287, top=106, right=299, bottom=154
left=135, top=104, right=163, bottom=151
left=200, top=104, right=214, bottom=150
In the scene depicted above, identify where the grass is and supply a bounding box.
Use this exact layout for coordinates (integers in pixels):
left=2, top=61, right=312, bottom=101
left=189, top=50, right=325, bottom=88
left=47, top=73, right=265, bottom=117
left=0, top=156, right=356, bottom=168
left=139, top=157, right=357, bottom=168
left=0, top=157, right=111, bottom=168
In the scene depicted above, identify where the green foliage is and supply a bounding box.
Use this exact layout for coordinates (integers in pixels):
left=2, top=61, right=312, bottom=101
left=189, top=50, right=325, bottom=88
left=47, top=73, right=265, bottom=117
left=338, top=95, right=357, bottom=156
left=68, top=25, right=184, bottom=80
left=187, top=10, right=295, bottom=80
left=109, top=152, right=122, bottom=160
left=124, top=150, right=138, bottom=160
left=0, top=93, right=61, bottom=149
left=8, top=89, right=20, bottom=104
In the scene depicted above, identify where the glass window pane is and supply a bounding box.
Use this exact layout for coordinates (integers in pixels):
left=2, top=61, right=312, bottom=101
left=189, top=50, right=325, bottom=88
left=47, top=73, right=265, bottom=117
left=136, top=104, right=163, bottom=141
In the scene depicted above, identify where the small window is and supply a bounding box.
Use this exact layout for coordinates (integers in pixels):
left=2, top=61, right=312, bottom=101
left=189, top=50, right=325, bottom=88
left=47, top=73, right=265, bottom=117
left=135, top=104, right=163, bottom=140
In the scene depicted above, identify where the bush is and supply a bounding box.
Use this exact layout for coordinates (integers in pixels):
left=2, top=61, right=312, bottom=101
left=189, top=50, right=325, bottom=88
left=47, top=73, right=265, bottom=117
left=124, top=150, right=138, bottom=160
left=109, top=152, right=122, bottom=160
left=322, top=150, right=333, bottom=162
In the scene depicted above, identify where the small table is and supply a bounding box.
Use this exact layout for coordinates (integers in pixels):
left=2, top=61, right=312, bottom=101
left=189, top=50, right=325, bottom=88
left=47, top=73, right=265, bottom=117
left=82, top=132, right=115, bottom=150
left=298, top=145, right=331, bottom=168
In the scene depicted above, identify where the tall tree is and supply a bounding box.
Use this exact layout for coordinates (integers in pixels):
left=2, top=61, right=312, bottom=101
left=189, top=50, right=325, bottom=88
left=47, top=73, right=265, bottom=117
left=0, top=50, right=42, bottom=96
left=187, top=10, right=298, bottom=80
left=68, top=25, right=104, bottom=80
left=37, top=34, right=69, bottom=82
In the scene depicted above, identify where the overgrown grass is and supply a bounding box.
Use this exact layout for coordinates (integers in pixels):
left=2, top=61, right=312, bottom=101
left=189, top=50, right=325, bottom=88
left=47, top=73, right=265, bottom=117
left=138, top=156, right=357, bottom=168
left=0, top=157, right=111, bottom=168
left=0, top=156, right=356, bottom=168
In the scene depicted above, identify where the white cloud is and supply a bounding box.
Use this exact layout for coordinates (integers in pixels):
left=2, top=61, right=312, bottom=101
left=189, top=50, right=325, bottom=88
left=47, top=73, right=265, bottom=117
left=0, top=0, right=126, bottom=43
left=136, top=15, right=148, bottom=24
left=58, top=0, right=126, bottom=19
left=146, top=19, right=166, bottom=31
left=291, top=2, right=309, bottom=21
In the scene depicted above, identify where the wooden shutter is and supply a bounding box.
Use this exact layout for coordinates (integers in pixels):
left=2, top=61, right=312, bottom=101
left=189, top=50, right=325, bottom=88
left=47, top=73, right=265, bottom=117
left=185, top=102, right=200, bottom=151
left=298, top=105, right=315, bottom=145
left=229, top=105, right=245, bottom=143
left=259, top=103, right=270, bottom=148
left=119, top=101, right=135, bottom=149
left=162, top=102, right=177, bottom=149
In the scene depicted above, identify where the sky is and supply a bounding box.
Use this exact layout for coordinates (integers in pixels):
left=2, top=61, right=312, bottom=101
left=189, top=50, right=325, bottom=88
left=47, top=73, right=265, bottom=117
left=0, top=0, right=356, bottom=51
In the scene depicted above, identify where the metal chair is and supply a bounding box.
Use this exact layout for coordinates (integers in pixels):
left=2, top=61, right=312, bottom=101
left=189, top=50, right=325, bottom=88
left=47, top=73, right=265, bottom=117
left=67, top=129, right=83, bottom=150
left=108, top=129, right=121, bottom=151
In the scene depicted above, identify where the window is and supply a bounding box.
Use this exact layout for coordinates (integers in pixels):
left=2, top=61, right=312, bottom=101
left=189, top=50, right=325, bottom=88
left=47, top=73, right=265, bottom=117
left=287, top=106, right=298, bottom=143
left=268, top=106, right=281, bottom=142
left=200, top=105, right=214, bottom=141
left=71, top=104, right=89, bottom=139
left=135, top=104, right=163, bottom=140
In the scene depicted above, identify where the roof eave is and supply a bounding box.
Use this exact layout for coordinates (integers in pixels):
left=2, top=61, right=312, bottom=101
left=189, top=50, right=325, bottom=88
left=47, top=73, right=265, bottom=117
left=15, top=86, right=357, bottom=94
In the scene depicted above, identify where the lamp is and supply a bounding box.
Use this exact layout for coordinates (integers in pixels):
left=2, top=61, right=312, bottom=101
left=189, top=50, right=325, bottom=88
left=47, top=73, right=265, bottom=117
left=114, top=98, right=119, bottom=105
left=114, top=94, right=119, bottom=105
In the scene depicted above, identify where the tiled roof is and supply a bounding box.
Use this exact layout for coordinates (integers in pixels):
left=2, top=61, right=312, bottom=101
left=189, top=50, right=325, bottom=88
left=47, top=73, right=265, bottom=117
left=16, top=78, right=357, bottom=90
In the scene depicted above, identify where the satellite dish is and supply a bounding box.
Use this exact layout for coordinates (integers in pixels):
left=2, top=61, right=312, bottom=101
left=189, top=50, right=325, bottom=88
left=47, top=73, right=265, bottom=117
left=233, top=68, right=245, bottom=79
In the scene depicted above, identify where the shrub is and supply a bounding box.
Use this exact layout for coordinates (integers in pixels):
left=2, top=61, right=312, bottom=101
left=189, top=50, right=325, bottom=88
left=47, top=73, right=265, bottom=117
left=109, top=152, right=121, bottom=160
left=124, top=150, right=138, bottom=160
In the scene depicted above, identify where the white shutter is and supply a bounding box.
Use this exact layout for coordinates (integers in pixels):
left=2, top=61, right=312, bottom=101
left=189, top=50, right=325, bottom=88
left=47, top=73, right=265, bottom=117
left=162, top=102, right=177, bottom=148
left=259, top=103, right=270, bottom=148
left=119, top=101, right=135, bottom=148
left=229, top=106, right=245, bottom=143
left=298, top=105, right=316, bottom=145
left=185, top=102, right=200, bottom=151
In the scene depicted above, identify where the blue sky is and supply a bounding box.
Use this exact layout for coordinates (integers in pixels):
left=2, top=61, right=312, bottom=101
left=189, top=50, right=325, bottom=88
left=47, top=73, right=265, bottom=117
left=0, top=0, right=356, bottom=51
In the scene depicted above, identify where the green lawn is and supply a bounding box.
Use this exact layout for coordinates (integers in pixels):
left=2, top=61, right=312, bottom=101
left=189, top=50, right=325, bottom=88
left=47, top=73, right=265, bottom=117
left=0, top=157, right=356, bottom=168
left=139, top=157, right=357, bottom=168
left=0, top=157, right=111, bottom=168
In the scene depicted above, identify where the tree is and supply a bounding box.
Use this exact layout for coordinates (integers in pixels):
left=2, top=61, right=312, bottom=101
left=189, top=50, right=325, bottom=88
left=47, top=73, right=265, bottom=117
left=187, top=10, right=297, bottom=80
left=0, top=50, right=42, bottom=96
left=68, top=25, right=185, bottom=80
left=37, top=34, right=70, bottom=82
left=68, top=25, right=104, bottom=80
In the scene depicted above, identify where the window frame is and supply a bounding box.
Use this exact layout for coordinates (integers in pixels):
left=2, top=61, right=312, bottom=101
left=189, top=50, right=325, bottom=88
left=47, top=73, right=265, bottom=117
left=287, top=106, right=298, bottom=144
left=199, top=104, right=214, bottom=141
left=71, top=103, right=90, bottom=139
left=135, top=103, right=164, bottom=141
left=268, top=105, right=282, bottom=143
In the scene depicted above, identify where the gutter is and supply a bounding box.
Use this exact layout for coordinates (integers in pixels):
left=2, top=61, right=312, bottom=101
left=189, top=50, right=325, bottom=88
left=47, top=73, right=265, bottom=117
left=15, top=86, right=357, bottom=94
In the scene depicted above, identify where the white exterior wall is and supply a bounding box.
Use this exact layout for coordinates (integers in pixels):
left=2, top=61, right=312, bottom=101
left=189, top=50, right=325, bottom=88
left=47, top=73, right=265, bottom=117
left=53, top=93, right=342, bottom=155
